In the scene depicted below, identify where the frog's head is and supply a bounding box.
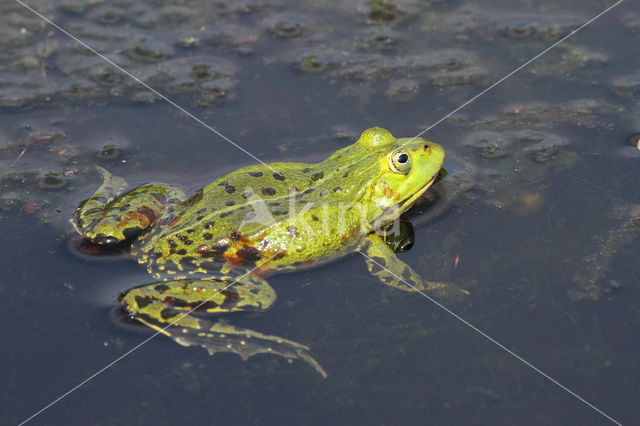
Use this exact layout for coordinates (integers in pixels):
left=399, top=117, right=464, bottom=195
left=357, top=127, right=445, bottom=225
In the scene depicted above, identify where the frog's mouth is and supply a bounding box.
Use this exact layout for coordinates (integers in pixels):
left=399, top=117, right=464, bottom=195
left=397, top=173, right=438, bottom=212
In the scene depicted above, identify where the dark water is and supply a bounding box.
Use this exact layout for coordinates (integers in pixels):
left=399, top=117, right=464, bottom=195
left=1, top=0, right=639, bottom=425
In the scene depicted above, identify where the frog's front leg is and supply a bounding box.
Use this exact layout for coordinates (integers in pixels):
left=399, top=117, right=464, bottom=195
left=358, top=233, right=469, bottom=300
left=73, top=166, right=186, bottom=245
left=119, top=274, right=326, bottom=377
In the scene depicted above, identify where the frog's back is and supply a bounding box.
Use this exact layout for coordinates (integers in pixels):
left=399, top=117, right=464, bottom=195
left=134, top=164, right=304, bottom=259
left=134, top=147, right=377, bottom=276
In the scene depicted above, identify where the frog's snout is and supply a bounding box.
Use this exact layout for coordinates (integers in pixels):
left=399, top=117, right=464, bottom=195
left=423, top=143, right=430, bottom=152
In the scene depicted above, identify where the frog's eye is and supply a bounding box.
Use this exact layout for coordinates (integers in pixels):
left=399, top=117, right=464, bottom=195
left=389, top=148, right=412, bottom=174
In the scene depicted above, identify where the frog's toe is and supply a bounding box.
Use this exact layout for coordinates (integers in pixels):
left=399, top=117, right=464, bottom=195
left=171, top=320, right=327, bottom=378
left=421, top=281, right=470, bottom=302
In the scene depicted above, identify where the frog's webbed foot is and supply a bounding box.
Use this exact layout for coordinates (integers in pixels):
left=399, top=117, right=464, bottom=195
left=119, top=276, right=326, bottom=377
left=72, top=166, right=186, bottom=245
left=359, top=233, right=469, bottom=301
left=171, top=319, right=327, bottom=378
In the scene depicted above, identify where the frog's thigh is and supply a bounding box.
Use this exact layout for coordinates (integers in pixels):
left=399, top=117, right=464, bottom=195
left=74, top=167, right=186, bottom=244
left=359, top=234, right=469, bottom=299
left=120, top=274, right=277, bottom=322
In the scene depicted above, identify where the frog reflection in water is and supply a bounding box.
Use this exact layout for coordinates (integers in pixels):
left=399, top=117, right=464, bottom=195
left=73, top=127, right=466, bottom=376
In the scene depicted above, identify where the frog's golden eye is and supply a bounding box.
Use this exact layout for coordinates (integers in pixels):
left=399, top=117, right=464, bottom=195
left=389, top=148, right=412, bottom=174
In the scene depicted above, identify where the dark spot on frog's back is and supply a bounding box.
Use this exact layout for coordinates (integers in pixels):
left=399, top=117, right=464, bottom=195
left=220, top=290, right=239, bottom=309
left=273, top=172, right=286, bottom=181
left=301, top=167, right=311, bottom=173
left=296, top=188, right=314, bottom=200
left=198, top=260, right=222, bottom=271
left=249, top=171, right=263, bottom=177
left=225, top=200, right=235, bottom=206
left=194, top=300, right=219, bottom=311
left=154, top=284, right=170, bottom=293
left=236, top=246, right=261, bottom=263
left=163, top=296, right=194, bottom=309
left=220, top=211, right=232, bottom=218
left=137, top=206, right=158, bottom=223
left=217, top=180, right=236, bottom=194
left=261, top=187, right=276, bottom=196
left=135, top=295, right=152, bottom=309
left=176, top=234, right=192, bottom=245
left=311, top=172, right=324, bottom=181
left=160, top=308, right=178, bottom=320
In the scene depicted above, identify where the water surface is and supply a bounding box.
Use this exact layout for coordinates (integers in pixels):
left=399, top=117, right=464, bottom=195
left=1, top=0, right=639, bottom=424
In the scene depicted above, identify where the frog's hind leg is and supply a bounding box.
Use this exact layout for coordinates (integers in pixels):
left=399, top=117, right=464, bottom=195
left=119, top=274, right=326, bottom=377
left=73, top=166, right=186, bottom=245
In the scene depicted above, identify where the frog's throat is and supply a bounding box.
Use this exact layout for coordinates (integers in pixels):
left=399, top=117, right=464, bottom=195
left=398, top=173, right=438, bottom=213
left=373, top=173, right=439, bottom=228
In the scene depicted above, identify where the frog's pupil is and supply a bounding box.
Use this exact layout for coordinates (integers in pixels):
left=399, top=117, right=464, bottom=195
left=397, top=153, right=408, bottom=164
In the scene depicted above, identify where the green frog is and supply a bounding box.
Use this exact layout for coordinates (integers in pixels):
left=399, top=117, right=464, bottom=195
left=73, top=127, right=465, bottom=377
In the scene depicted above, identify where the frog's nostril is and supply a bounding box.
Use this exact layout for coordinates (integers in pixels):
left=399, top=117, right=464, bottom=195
left=423, top=144, right=430, bottom=152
